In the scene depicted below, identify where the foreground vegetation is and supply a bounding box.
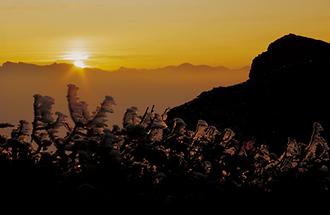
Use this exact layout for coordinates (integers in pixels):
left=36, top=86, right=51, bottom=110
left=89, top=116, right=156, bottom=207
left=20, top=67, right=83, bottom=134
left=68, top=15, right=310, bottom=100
left=1, top=84, right=329, bottom=206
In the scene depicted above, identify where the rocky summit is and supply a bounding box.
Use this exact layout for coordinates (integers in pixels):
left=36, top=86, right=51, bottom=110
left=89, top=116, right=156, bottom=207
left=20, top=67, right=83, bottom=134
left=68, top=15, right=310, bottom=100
left=168, top=34, right=330, bottom=152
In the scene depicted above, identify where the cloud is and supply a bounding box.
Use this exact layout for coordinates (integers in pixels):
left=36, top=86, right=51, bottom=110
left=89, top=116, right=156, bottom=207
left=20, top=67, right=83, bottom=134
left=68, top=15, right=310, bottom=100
left=92, top=54, right=155, bottom=60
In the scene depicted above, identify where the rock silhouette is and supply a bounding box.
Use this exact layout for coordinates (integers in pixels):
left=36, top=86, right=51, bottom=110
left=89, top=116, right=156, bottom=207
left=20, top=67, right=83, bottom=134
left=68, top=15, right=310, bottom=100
left=168, top=34, right=330, bottom=152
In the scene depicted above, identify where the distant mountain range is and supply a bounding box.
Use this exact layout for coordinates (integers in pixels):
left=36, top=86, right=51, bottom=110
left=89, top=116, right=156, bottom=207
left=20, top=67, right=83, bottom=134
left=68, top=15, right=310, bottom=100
left=0, top=61, right=249, bottom=127
left=168, top=34, right=330, bottom=152
left=114, top=63, right=232, bottom=73
left=0, top=61, right=247, bottom=74
left=0, top=61, right=75, bottom=73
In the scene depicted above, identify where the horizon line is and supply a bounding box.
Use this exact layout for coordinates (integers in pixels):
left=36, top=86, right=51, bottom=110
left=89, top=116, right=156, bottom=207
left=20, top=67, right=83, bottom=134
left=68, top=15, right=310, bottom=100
left=0, top=60, right=251, bottom=72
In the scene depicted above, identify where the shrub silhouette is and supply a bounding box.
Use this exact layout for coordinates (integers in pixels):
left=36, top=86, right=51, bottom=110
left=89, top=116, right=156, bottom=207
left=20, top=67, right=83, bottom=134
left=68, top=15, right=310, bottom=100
left=1, top=84, right=330, bottom=207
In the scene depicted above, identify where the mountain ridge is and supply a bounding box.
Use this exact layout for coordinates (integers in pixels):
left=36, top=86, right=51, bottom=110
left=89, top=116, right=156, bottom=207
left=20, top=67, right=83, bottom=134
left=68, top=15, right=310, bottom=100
left=168, top=34, right=330, bottom=152
left=0, top=61, right=248, bottom=74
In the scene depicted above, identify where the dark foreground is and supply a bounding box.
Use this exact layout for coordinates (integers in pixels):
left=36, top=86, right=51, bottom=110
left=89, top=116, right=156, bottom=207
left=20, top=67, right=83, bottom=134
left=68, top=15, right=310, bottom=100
left=1, top=84, right=330, bottom=212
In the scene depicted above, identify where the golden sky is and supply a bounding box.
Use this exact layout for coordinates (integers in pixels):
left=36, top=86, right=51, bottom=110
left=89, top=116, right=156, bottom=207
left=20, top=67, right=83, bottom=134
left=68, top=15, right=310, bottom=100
left=1, top=0, right=330, bottom=70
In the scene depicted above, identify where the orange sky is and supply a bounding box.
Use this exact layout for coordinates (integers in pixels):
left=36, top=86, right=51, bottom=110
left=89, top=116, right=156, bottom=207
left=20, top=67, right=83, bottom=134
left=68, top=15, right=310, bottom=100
left=1, top=0, right=330, bottom=70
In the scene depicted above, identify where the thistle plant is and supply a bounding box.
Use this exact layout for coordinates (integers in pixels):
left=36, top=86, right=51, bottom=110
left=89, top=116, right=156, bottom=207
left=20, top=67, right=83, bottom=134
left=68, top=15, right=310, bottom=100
left=0, top=84, right=329, bottom=195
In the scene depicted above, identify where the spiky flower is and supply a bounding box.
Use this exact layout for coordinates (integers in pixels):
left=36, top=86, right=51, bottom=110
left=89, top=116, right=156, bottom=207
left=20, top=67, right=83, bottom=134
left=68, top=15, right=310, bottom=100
left=171, top=118, right=187, bottom=134
left=193, top=120, right=209, bottom=140
left=123, top=106, right=141, bottom=127
left=89, top=96, right=115, bottom=129
left=67, top=84, right=90, bottom=125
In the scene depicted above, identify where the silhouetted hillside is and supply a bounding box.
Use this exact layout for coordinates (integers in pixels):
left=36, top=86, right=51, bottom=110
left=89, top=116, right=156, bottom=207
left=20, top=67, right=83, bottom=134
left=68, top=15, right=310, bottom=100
left=168, top=34, right=330, bottom=152
left=0, top=61, right=74, bottom=73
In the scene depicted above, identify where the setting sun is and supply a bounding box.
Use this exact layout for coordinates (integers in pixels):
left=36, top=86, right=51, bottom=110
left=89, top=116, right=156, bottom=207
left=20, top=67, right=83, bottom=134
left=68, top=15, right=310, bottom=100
left=63, top=51, right=89, bottom=68
left=73, top=60, right=86, bottom=68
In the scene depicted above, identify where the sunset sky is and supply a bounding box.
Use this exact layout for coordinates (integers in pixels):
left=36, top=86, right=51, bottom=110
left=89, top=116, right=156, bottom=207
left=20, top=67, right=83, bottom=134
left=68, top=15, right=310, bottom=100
left=1, top=0, right=330, bottom=70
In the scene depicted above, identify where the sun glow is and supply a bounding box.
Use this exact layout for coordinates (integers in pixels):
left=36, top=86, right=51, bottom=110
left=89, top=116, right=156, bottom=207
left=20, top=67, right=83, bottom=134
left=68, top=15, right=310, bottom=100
left=74, top=60, right=86, bottom=68
left=64, top=51, right=89, bottom=68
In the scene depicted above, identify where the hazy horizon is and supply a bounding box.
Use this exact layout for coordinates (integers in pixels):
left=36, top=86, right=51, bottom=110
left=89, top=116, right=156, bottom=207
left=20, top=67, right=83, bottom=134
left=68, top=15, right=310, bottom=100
left=0, top=60, right=250, bottom=71
left=0, top=60, right=249, bottom=128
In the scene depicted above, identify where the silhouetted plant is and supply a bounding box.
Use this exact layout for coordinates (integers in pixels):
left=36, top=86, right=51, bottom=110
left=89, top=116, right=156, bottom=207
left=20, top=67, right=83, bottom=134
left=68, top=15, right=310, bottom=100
left=0, top=84, right=330, bottom=205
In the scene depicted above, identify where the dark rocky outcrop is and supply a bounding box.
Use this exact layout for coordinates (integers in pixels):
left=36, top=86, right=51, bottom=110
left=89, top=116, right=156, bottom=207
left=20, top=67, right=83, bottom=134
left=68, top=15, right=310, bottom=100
left=168, top=34, right=330, bottom=152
